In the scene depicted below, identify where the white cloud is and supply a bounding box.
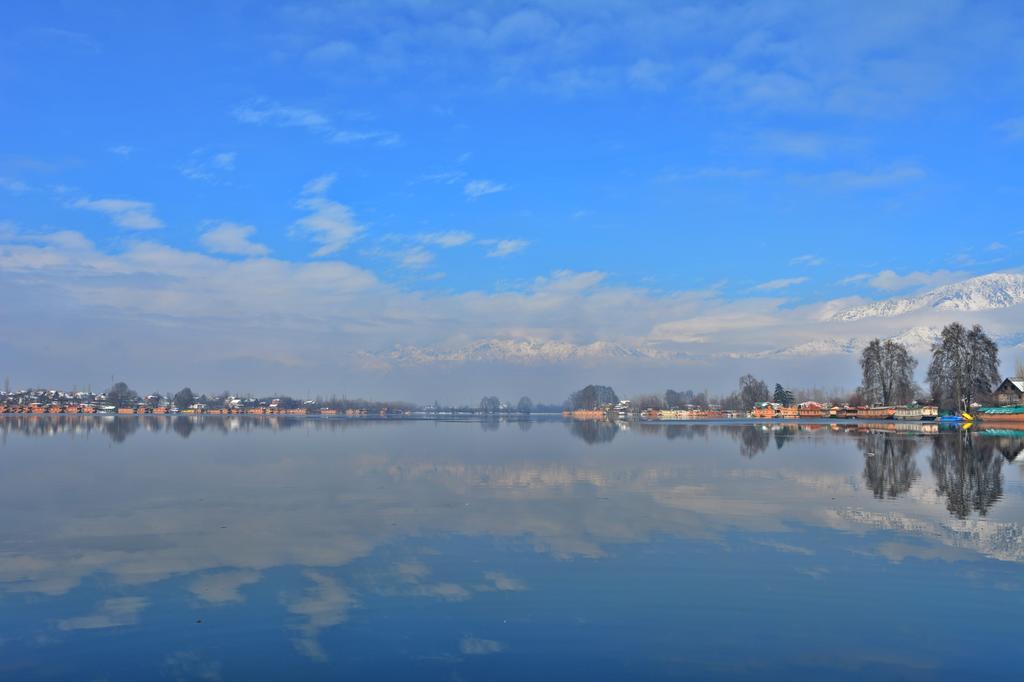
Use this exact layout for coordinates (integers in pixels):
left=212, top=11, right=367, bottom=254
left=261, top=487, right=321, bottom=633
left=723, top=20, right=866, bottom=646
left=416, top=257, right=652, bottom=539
left=331, top=130, right=400, bottom=145
left=859, top=269, right=965, bottom=292
left=753, top=277, right=808, bottom=291
left=58, top=597, right=148, bottom=631
left=824, top=164, right=925, bottom=189
left=188, top=570, right=261, bottom=604
left=483, top=239, right=528, bottom=257
left=397, top=246, right=434, bottom=269
left=109, top=145, right=133, bottom=156
left=303, top=173, right=336, bottom=195
left=181, top=150, right=237, bottom=181
left=419, top=231, right=474, bottom=248
left=212, top=152, right=236, bottom=170
left=235, top=100, right=397, bottom=146
left=464, top=180, right=506, bottom=198
left=481, top=571, right=526, bottom=591
left=294, top=177, right=364, bottom=256
left=460, top=637, right=505, bottom=655
left=285, top=571, right=353, bottom=661
left=997, top=116, right=1024, bottom=142
left=628, top=58, right=671, bottom=91
left=790, top=254, right=824, bottom=267
left=74, top=197, right=163, bottom=230
left=307, top=40, right=357, bottom=62
left=200, top=222, right=269, bottom=257
left=233, top=100, right=329, bottom=130
left=0, top=177, right=31, bottom=193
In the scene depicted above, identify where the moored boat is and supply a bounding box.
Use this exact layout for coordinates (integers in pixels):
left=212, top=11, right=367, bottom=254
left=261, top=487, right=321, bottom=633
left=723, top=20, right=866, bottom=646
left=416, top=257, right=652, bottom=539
left=976, top=405, right=1024, bottom=424
left=894, top=405, right=939, bottom=421
left=858, top=406, right=896, bottom=420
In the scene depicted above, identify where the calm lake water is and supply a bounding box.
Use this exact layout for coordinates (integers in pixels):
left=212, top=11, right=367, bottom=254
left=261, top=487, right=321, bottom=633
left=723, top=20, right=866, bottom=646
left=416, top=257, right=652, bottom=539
left=1, top=416, right=1022, bottom=680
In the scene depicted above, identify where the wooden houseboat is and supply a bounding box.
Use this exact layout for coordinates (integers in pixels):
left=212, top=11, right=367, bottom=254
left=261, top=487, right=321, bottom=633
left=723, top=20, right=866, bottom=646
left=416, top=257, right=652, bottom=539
left=858, top=406, right=896, bottom=420
left=894, top=405, right=939, bottom=421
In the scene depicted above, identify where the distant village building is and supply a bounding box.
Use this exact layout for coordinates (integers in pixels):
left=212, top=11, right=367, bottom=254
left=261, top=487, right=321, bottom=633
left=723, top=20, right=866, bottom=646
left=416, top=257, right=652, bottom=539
left=992, top=378, right=1024, bottom=406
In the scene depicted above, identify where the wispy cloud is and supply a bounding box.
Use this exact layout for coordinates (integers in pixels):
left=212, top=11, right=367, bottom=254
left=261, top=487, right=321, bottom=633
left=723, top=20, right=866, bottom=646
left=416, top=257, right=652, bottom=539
left=790, top=254, right=824, bottom=267
left=419, top=231, right=474, bottom=248
left=58, top=597, right=148, bottom=631
left=188, top=570, right=261, bottom=604
left=997, top=116, right=1024, bottom=142
left=285, top=571, right=353, bottom=661
left=108, top=145, right=133, bottom=156
left=843, top=269, right=965, bottom=292
left=484, top=239, right=529, bottom=257
left=460, top=637, right=505, bottom=655
left=464, top=180, right=506, bottom=198
left=181, top=150, right=237, bottom=182
left=233, top=100, right=330, bottom=131
left=74, top=197, right=163, bottom=230
left=332, top=130, right=400, bottom=145
left=307, top=40, right=357, bottom=62
left=0, top=177, right=31, bottom=193
left=200, top=222, right=269, bottom=257
left=753, top=277, right=808, bottom=291
left=824, top=164, right=925, bottom=189
left=294, top=175, right=364, bottom=256
left=235, top=99, right=398, bottom=146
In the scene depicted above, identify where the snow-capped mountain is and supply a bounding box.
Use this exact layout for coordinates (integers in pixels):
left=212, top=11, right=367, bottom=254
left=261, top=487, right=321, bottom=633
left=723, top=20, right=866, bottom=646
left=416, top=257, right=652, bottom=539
left=830, top=273, right=1024, bottom=322
left=735, top=326, right=941, bottom=359
left=382, top=339, right=678, bottom=365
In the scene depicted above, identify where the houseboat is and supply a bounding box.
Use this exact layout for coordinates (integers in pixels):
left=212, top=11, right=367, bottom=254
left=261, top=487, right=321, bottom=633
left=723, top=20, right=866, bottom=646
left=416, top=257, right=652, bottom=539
left=797, top=402, right=825, bottom=419
left=976, top=405, right=1024, bottom=425
left=858, top=406, right=896, bottom=420
left=894, top=405, right=939, bottom=421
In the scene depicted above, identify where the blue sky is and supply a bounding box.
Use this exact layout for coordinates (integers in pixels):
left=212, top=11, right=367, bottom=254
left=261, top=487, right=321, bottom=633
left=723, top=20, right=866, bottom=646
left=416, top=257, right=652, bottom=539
left=2, top=1, right=1024, bottom=400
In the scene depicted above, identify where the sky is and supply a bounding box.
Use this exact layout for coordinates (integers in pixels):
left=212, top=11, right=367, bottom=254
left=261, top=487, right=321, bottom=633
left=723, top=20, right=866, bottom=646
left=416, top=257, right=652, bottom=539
left=2, top=1, right=1024, bottom=402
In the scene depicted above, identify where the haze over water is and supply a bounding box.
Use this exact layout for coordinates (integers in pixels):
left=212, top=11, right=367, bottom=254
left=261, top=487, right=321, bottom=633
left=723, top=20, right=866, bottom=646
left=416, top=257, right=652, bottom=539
left=0, top=418, right=1021, bottom=680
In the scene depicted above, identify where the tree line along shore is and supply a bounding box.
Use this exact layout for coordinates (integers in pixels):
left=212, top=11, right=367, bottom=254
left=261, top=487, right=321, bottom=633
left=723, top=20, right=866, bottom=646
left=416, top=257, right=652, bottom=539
left=3, top=322, right=1023, bottom=422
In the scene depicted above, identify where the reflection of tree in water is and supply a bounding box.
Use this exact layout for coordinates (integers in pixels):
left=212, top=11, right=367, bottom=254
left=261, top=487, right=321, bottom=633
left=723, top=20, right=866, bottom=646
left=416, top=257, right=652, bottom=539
left=858, top=432, right=921, bottom=499
left=172, top=416, right=194, bottom=439
left=568, top=419, right=618, bottom=445
left=516, top=419, right=532, bottom=432
left=738, top=426, right=770, bottom=458
left=103, top=417, right=140, bottom=444
left=930, top=432, right=1004, bottom=519
left=479, top=417, right=500, bottom=432
left=774, top=426, right=795, bottom=450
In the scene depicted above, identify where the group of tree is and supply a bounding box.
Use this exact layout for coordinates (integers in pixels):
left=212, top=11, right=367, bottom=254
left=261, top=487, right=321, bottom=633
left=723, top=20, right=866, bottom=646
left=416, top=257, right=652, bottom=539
left=567, top=385, right=619, bottom=410
left=478, top=396, right=535, bottom=414
left=855, top=322, right=1001, bottom=409
left=926, top=323, right=1000, bottom=410
left=772, top=383, right=794, bottom=406
left=858, top=338, right=919, bottom=406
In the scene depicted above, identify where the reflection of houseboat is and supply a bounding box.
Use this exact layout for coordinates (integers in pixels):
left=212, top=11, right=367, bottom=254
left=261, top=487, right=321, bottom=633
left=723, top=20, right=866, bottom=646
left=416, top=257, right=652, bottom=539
left=894, top=405, right=939, bottom=421
left=858, top=406, right=896, bottom=420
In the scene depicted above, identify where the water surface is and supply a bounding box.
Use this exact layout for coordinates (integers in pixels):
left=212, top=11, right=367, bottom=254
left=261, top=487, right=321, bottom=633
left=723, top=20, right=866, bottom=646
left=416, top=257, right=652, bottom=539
left=1, top=417, right=1022, bottom=680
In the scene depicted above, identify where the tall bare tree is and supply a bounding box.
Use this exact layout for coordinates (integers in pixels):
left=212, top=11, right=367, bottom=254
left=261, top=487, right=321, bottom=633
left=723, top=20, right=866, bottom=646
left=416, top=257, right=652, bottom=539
left=927, top=323, right=1000, bottom=410
left=859, top=339, right=918, bottom=406
left=738, top=374, right=770, bottom=410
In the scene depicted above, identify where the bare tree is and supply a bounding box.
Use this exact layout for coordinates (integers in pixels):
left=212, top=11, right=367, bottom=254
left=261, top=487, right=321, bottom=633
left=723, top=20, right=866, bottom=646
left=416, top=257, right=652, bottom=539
left=516, top=396, right=533, bottom=414
left=631, top=394, right=664, bottom=411
left=738, top=374, right=770, bottom=410
left=859, top=339, right=918, bottom=405
left=927, top=323, right=1000, bottom=410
